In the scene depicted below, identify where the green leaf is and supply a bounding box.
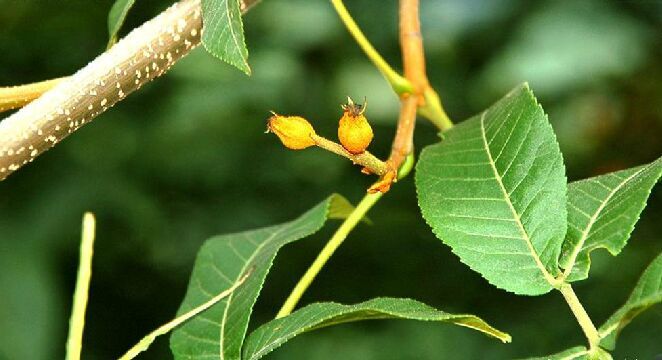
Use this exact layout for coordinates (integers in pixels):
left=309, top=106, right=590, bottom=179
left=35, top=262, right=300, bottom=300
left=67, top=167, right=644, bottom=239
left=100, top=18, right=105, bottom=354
left=170, top=195, right=352, bottom=360
left=559, top=157, right=662, bottom=281
left=242, top=297, right=511, bottom=360
left=598, top=252, right=662, bottom=350
left=107, top=0, right=137, bottom=48
left=120, top=272, right=248, bottom=360
left=201, top=0, right=251, bottom=74
left=416, top=84, right=567, bottom=295
left=519, top=346, right=588, bottom=360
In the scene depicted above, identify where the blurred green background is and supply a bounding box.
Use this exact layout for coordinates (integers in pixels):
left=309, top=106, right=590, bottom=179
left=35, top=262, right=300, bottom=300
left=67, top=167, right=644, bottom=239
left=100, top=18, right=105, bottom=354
left=1, top=0, right=660, bottom=359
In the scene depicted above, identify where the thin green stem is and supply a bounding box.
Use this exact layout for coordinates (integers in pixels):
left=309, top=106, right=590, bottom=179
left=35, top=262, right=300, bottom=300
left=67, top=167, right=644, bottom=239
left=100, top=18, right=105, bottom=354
left=330, top=0, right=413, bottom=95
left=65, top=213, right=96, bottom=360
left=558, top=283, right=601, bottom=355
left=419, top=87, right=453, bottom=131
left=276, top=192, right=383, bottom=318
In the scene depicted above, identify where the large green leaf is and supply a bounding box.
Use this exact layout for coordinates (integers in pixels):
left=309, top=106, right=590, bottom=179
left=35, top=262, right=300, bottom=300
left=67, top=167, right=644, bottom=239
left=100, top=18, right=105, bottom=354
left=519, top=346, right=588, bottom=360
left=598, top=252, right=662, bottom=350
left=559, top=157, right=662, bottom=281
left=416, top=84, right=567, bottom=295
left=242, top=297, right=511, bottom=360
left=201, top=0, right=251, bottom=74
left=170, top=195, right=353, bottom=360
left=107, top=0, right=137, bottom=48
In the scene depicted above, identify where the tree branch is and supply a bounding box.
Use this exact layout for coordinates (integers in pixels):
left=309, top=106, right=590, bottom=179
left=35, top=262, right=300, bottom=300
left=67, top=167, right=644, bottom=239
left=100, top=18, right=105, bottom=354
left=0, top=0, right=259, bottom=181
left=399, top=0, right=428, bottom=94
left=368, top=0, right=429, bottom=193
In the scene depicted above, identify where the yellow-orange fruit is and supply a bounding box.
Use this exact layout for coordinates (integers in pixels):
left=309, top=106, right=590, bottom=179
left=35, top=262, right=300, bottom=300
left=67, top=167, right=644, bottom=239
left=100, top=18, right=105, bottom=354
left=267, top=114, right=316, bottom=150
left=338, top=97, right=373, bottom=154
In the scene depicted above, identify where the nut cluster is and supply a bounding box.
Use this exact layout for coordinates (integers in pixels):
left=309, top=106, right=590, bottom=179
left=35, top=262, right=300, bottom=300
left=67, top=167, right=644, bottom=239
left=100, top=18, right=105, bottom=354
left=267, top=97, right=373, bottom=155
left=266, top=97, right=392, bottom=192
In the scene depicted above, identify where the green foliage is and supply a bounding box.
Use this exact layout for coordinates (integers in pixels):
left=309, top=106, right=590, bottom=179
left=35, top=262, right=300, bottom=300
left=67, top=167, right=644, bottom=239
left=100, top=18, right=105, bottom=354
left=171, top=194, right=509, bottom=359
left=416, top=82, right=660, bottom=356
left=242, top=298, right=511, bottom=360
left=599, top=253, right=662, bottom=350
left=2, top=1, right=660, bottom=359
left=416, top=84, right=567, bottom=295
left=170, top=195, right=352, bottom=359
left=559, top=158, right=662, bottom=281
left=201, top=0, right=251, bottom=74
left=107, top=0, right=137, bottom=47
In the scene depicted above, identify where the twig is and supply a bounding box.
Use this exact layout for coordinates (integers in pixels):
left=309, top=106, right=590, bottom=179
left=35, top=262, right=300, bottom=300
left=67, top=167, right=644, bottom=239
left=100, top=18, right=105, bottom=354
left=330, top=0, right=413, bottom=95
left=399, top=0, right=428, bottom=94
left=368, top=0, right=431, bottom=193
left=311, top=134, right=388, bottom=176
left=0, top=0, right=260, bottom=181
left=388, top=95, right=418, bottom=172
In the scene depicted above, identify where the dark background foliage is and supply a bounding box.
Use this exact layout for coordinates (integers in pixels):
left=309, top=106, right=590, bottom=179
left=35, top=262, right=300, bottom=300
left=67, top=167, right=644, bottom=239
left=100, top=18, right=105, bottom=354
left=0, top=0, right=660, bottom=359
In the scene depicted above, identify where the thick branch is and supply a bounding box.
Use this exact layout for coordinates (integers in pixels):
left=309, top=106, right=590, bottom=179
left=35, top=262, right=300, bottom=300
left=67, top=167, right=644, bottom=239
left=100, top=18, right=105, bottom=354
left=0, top=0, right=259, bottom=181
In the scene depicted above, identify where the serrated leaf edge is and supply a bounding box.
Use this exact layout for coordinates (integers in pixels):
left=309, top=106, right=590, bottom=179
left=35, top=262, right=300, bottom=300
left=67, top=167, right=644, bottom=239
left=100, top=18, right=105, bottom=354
left=244, top=297, right=511, bottom=360
left=201, top=0, right=251, bottom=74
left=416, top=84, right=567, bottom=295
left=214, top=194, right=345, bottom=359
left=560, top=164, right=652, bottom=280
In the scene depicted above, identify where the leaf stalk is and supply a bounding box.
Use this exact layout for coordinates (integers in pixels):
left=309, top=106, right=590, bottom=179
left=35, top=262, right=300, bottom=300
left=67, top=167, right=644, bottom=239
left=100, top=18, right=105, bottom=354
left=330, top=0, right=413, bottom=95
left=558, top=283, right=601, bottom=355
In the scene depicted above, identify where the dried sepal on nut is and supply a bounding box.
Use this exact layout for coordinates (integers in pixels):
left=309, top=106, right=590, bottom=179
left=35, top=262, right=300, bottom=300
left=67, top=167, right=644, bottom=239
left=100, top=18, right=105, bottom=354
left=267, top=112, right=317, bottom=150
left=338, top=97, right=373, bottom=154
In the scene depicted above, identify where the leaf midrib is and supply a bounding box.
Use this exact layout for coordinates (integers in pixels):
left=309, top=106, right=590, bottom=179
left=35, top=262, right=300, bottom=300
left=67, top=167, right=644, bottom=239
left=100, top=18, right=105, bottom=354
left=561, top=166, right=647, bottom=279
left=218, top=224, right=288, bottom=359
left=223, top=0, right=246, bottom=63
left=479, top=110, right=556, bottom=286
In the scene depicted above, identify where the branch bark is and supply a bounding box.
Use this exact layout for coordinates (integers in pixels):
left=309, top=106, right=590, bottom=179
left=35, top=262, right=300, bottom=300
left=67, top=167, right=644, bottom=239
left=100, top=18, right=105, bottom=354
left=368, top=0, right=429, bottom=193
left=0, top=0, right=259, bottom=181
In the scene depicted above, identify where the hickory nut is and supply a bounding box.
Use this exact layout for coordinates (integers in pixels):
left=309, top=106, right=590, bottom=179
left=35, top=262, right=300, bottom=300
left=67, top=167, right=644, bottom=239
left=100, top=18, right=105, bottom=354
left=267, top=113, right=317, bottom=150
left=338, top=97, right=373, bottom=154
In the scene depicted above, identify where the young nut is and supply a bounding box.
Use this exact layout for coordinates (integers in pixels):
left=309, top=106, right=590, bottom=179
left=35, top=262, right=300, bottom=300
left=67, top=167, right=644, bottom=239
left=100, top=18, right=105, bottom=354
left=338, top=97, right=373, bottom=154
left=267, top=113, right=317, bottom=150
